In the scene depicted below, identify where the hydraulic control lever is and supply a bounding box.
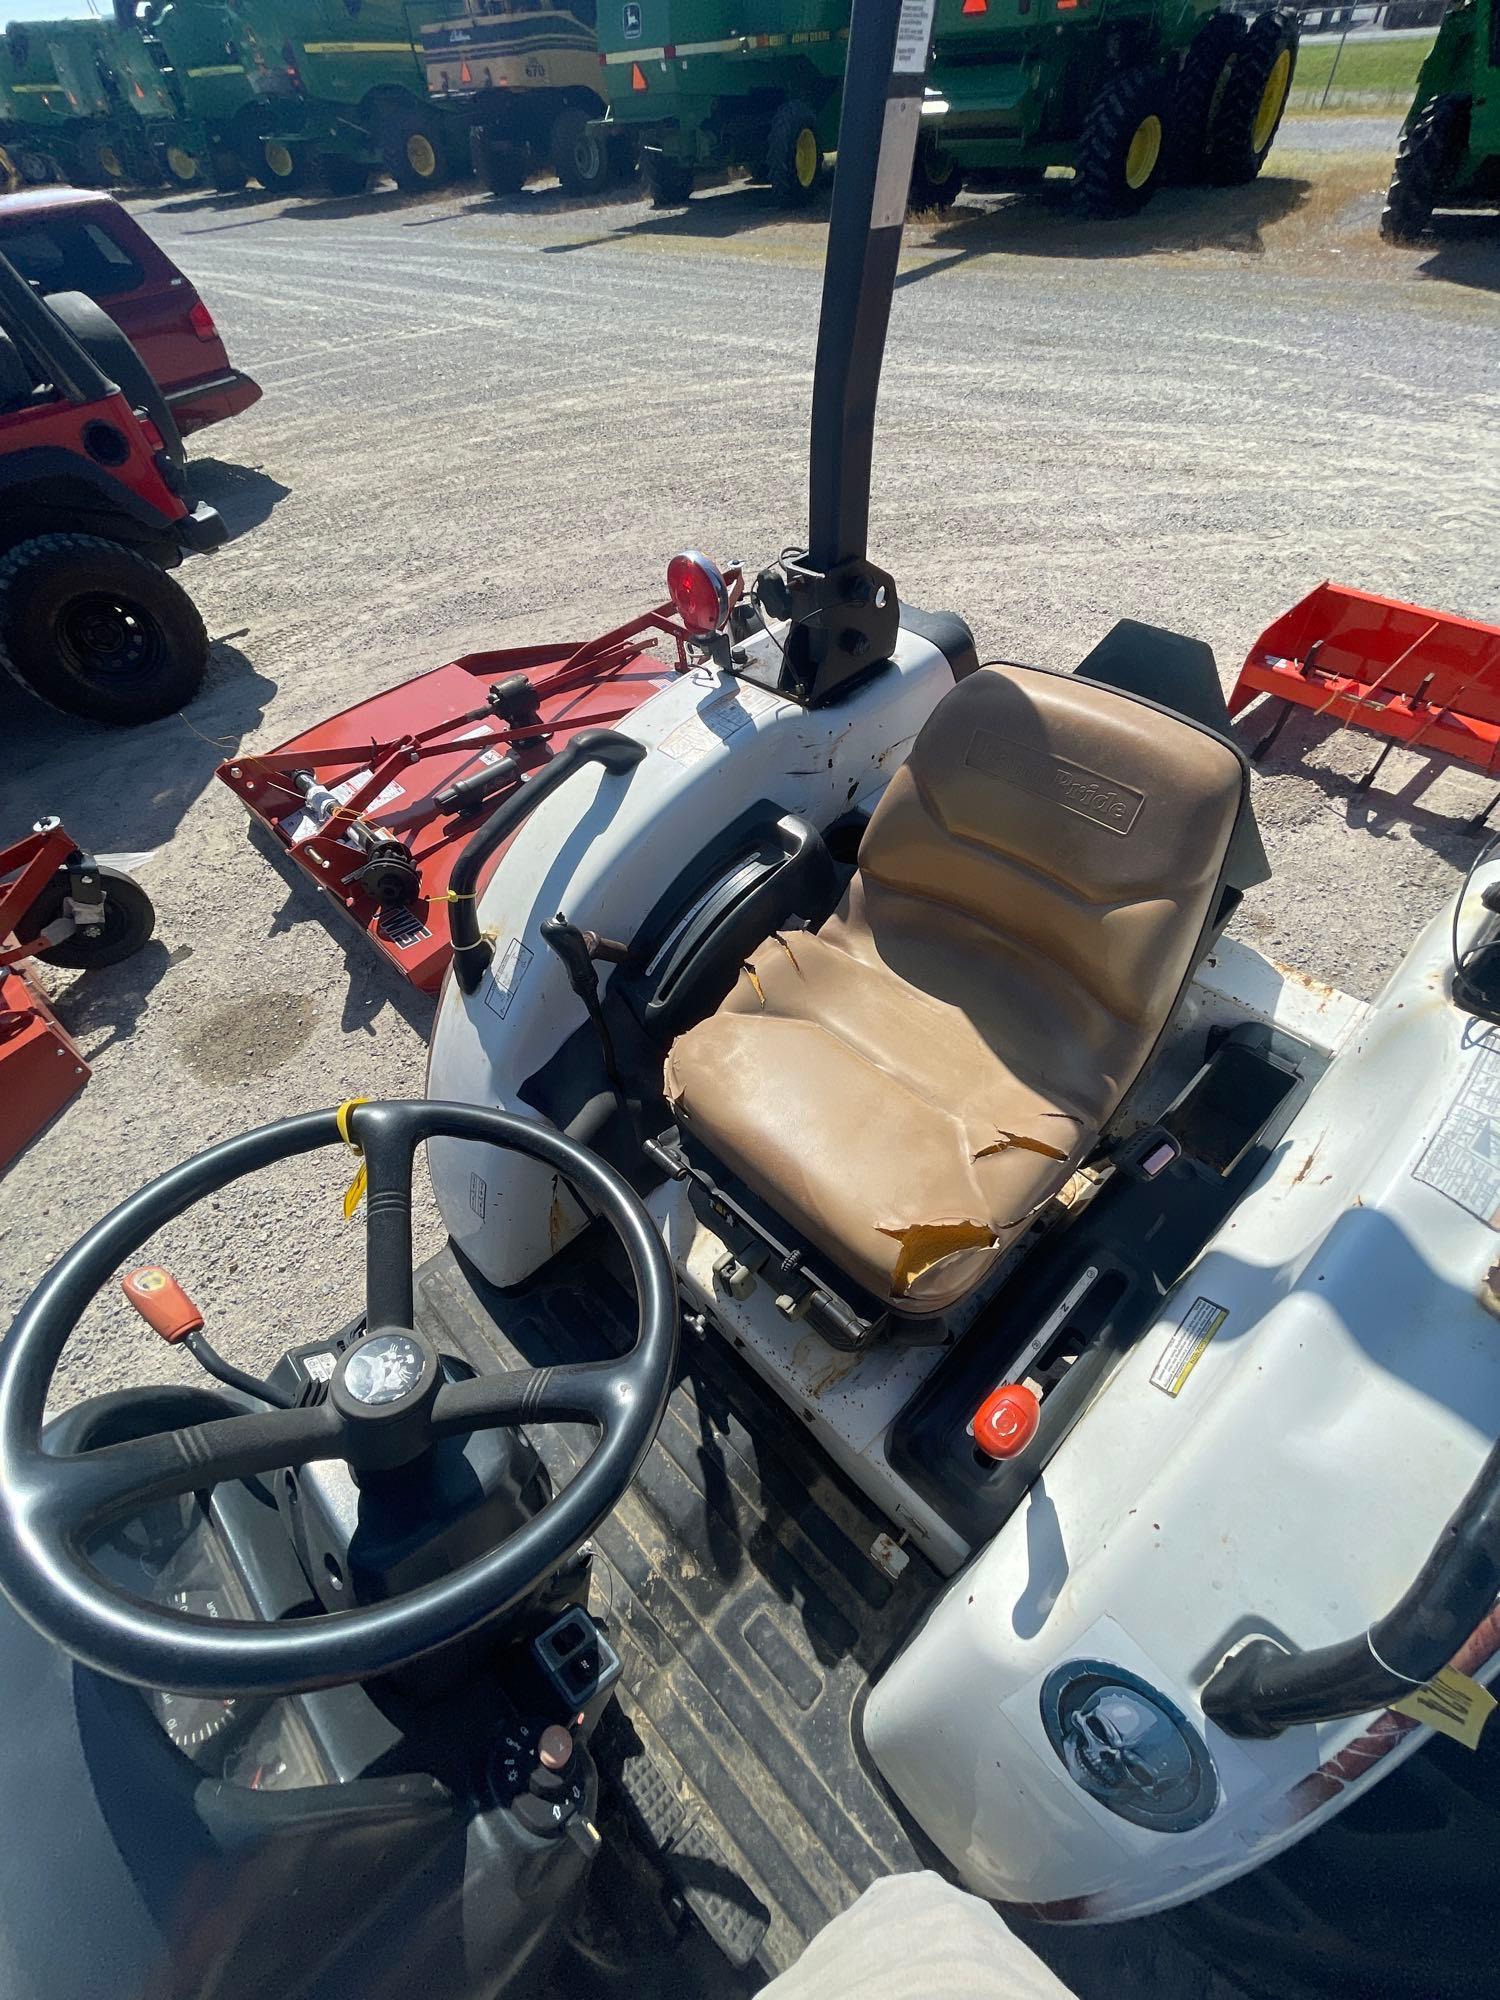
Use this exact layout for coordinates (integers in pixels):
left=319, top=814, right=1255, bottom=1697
left=541, top=914, right=633, bottom=1125
left=121, top=1266, right=295, bottom=1409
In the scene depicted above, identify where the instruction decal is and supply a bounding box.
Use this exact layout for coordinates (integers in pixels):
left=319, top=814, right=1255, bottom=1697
left=1150, top=1296, right=1228, bottom=1398
left=1414, top=1047, right=1500, bottom=1226
left=1392, top=1666, right=1496, bottom=1751
left=484, top=937, right=534, bottom=1020
left=657, top=681, right=784, bottom=766
left=893, top=0, right=937, bottom=71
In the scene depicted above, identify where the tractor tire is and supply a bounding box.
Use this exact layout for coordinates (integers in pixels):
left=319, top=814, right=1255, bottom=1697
left=42, top=292, right=185, bottom=478
left=607, top=133, right=637, bottom=184
left=14, top=146, right=63, bottom=187
left=254, top=137, right=318, bottom=192
left=162, top=144, right=201, bottom=187
left=1206, top=7, right=1298, bottom=187
left=209, top=147, right=247, bottom=193
left=374, top=100, right=452, bottom=192
left=1166, top=1716, right=1500, bottom=2000
left=908, top=134, right=964, bottom=212
left=73, top=132, right=129, bottom=187
left=644, top=152, right=694, bottom=207
left=765, top=98, right=822, bottom=208
left=319, top=152, right=371, bottom=197
left=0, top=535, right=208, bottom=725
left=1074, top=65, right=1172, bottom=217
left=20, top=863, right=156, bottom=970
left=1381, top=92, right=1469, bottom=243
left=549, top=106, right=609, bottom=197
left=1169, top=8, right=1245, bottom=183
left=479, top=138, right=530, bottom=196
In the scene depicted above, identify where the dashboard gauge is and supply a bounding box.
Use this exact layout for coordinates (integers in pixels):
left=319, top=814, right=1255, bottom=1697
left=153, top=1588, right=238, bottom=1752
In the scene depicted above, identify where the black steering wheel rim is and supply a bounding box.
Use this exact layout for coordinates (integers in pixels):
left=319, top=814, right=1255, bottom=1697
left=0, top=1102, right=678, bottom=1698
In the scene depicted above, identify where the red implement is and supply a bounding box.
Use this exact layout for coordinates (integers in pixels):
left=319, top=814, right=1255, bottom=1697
left=215, top=594, right=727, bottom=990
left=1230, top=583, right=1500, bottom=783
left=0, top=969, right=89, bottom=1175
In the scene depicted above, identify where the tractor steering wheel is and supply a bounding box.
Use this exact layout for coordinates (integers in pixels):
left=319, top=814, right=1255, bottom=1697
left=0, top=1102, right=678, bottom=1698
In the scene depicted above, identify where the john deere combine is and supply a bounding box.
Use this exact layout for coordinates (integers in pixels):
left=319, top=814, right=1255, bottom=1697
left=0, top=20, right=86, bottom=186
left=1382, top=0, right=1500, bottom=241
left=595, top=0, right=1298, bottom=211
left=116, top=0, right=266, bottom=190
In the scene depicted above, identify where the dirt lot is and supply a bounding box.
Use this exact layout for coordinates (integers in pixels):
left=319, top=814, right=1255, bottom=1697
left=0, top=126, right=1496, bottom=2000
left=4, top=127, right=1498, bottom=1402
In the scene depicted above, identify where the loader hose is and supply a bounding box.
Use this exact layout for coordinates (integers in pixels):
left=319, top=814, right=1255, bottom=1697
left=447, top=728, right=646, bottom=996
left=1203, top=1432, right=1500, bottom=1736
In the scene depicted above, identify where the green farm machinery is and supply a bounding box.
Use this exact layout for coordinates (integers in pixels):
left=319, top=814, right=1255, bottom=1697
left=116, top=0, right=267, bottom=191
left=0, top=20, right=93, bottom=186
left=1382, top=0, right=1500, bottom=240
left=594, top=0, right=1299, bottom=212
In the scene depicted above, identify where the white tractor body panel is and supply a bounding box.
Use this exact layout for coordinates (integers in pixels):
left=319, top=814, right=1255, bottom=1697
left=424, top=631, right=956, bottom=1284
left=863, top=875, right=1500, bottom=1920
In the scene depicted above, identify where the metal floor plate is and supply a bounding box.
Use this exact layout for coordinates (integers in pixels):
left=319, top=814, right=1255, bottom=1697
left=414, top=1239, right=942, bottom=1975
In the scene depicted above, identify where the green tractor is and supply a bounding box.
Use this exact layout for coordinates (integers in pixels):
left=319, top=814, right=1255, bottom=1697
left=221, top=0, right=461, bottom=195
left=593, top=0, right=852, bottom=208
left=921, top=0, right=1300, bottom=216
left=0, top=19, right=90, bottom=186
left=117, top=1, right=270, bottom=193
left=1381, top=0, right=1500, bottom=241
left=39, top=17, right=158, bottom=186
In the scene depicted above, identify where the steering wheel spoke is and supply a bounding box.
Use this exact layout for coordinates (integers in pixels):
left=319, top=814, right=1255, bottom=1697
left=36, top=1402, right=347, bottom=1540
left=431, top=1360, right=623, bottom=1439
left=353, top=1104, right=418, bottom=1333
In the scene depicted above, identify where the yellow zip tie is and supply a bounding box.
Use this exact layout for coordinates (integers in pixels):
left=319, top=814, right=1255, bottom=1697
left=437, top=888, right=478, bottom=902
left=335, top=1096, right=371, bottom=1219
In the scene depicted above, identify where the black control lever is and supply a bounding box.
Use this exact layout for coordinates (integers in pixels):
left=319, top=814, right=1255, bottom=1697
left=541, top=913, right=633, bottom=1127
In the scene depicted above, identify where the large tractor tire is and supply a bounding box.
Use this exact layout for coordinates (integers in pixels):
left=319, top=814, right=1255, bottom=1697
left=1074, top=65, right=1172, bottom=217
left=549, top=106, right=609, bottom=197
left=478, top=137, right=530, bottom=196
left=13, top=145, right=64, bottom=187
left=1381, top=92, right=1469, bottom=243
left=42, top=292, right=184, bottom=478
left=0, top=535, right=208, bottom=725
left=1166, top=1714, right=1500, bottom=2000
left=1169, top=8, right=1245, bottom=183
left=162, top=143, right=202, bottom=187
left=373, top=99, right=452, bottom=192
left=254, top=137, right=318, bottom=192
left=319, top=152, right=371, bottom=197
left=766, top=98, right=822, bottom=208
left=908, top=134, right=964, bottom=213
left=644, top=151, right=694, bottom=207
left=209, top=147, right=248, bottom=193
left=1206, top=7, right=1298, bottom=187
left=73, top=131, right=129, bottom=187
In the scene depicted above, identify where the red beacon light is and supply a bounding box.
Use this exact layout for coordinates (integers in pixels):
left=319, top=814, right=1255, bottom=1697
left=972, top=1383, right=1041, bottom=1461
left=666, top=550, right=730, bottom=636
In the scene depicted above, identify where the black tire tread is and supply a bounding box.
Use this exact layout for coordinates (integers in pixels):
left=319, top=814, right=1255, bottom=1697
left=26, top=863, right=156, bottom=969
left=1074, top=64, right=1171, bottom=218
left=0, top=533, right=208, bottom=724
left=1205, top=7, right=1298, bottom=187
left=1169, top=8, right=1245, bottom=183
left=765, top=97, right=821, bottom=208
left=644, top=153, right=693, bottom=207
left=1381, top=92, right=1468, bottom=243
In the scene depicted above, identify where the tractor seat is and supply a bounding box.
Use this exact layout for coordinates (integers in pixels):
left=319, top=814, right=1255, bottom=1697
left=663, top=663, right=1248, bottom=1315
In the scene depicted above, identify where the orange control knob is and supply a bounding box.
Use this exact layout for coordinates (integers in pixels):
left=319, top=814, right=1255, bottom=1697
left=121, top=1266, right=204, bottom=1344
left=973, top=1383, right=1041, bottom=1461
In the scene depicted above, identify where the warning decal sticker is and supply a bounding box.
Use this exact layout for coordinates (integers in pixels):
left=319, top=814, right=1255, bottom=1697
left=484, top=937, right=534, bottom=1020
left=893, top=0, right=937, bottom=71
left=1150, top=1296, right=1228, bottom=1398
left=1414, top=1046, right=1500, bottom=1226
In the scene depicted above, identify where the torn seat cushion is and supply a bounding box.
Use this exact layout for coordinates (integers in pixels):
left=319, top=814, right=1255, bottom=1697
left=663, top=664, right=1247, bottom=1314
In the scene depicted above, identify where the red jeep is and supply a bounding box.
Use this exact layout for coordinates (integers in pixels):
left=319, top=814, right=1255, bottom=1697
left=0, top=248, right=225, bottom=722
left=0, top=187, right=260, bottom=438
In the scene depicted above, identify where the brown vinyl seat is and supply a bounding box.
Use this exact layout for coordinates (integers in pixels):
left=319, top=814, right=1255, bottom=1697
left=663, top=664, right=1248, bottom=1315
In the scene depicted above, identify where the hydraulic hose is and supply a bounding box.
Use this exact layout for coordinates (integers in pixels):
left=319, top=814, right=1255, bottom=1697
left=1203, top=1434, right=1500, bottom=1736
left=448, top=729, right=646, bottom=996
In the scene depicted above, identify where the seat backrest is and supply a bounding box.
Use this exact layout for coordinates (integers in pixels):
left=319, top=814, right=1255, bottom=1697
left=848, top=663, right=1247, bottom=1048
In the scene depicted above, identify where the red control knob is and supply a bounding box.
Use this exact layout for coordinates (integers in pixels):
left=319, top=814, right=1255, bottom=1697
left=973, top=1383, right=1041, bottom=1461
left=121, top=1266, right=204, bottom=1344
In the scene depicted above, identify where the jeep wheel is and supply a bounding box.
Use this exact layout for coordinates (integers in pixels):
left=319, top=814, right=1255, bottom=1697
left=0, top=536, right=209, bottom=725
left=1075, top=65, right=1172, bottom=217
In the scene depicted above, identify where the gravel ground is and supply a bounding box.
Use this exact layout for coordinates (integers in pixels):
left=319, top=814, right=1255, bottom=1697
left=0, top=133, right=1496, bottom=2000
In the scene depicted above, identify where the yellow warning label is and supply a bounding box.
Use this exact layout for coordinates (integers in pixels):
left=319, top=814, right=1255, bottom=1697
left=1392, top=1667, right=1497, bottom=1751
left=1149, top=1296, right=1228, bottom=1397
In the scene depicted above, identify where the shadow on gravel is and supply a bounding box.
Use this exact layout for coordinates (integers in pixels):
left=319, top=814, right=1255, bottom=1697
left=898, top=175, right=1313, bottom=280
left=187, top=457, right=291, bottom=540
left=8, top=642, right=276, bottom=856
left=249, top=822, right=436, bottom=1042
left=49, top=937, right=183, bottom=1060
left=537, top=177, right=828, bottom=253
left=1415, top=212, right=1500, bottom=292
